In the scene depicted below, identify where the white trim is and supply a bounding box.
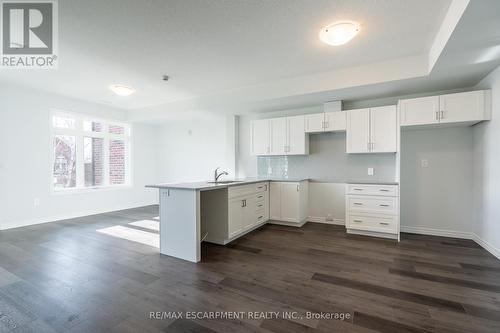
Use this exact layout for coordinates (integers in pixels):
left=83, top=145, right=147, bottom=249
left=308, top=216, right=345, bottom=225
left=0, top=202, right=157, bottom=231
left=472, top=233, right=500, bottom=260
left=400, top=225, right=473, bottom=239
left=347, top=228, right=398, bottom=240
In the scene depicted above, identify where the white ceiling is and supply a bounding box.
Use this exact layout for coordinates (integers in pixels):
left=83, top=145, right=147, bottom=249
left=0, top=0, right=453, bottom=110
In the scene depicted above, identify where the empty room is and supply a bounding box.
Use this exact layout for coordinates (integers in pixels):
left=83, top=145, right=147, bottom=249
left=1, top=0, right=500, bottom=332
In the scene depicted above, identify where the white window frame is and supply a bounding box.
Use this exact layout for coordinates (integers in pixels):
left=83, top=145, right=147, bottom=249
left=49, top=109, right=132, bottom=194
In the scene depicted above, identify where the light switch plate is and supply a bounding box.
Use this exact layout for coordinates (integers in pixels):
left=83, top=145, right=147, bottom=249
left=421, top=159, right=429, bottom=168
left=367, top=168, right=374, bottom=176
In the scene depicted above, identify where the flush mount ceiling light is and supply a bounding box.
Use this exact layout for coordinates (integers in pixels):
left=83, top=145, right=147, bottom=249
left=319, top=21, right=360, bottom=46
left=109, top=84, right=135, bottom=96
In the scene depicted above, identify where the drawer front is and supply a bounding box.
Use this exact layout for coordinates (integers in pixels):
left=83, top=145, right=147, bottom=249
left=346, top=184, right=399, bottom=197
left=347, top=196, right=398, bottom=215
left=229, top=182, right=268, bottom=199
left=347, top=215, right=397, bottom=233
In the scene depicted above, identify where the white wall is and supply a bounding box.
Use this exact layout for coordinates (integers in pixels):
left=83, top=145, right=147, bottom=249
left=156, top=114, right=236, bottom=183
left=473, top=65, right=500, bottom=258
left=400, top=127, right=474, bottom=237
left=0, top=83, right=158, bottom=230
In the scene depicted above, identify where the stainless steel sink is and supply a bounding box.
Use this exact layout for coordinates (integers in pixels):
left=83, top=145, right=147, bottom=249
left=207, top=180, right=243, bottom=184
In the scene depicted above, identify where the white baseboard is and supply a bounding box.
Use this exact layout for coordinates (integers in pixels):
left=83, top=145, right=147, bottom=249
left=400, top=225, right=473, bottom=239
left=472, top=233, right=500, bottom=260
left=308, top=216, right=345, bottom=225
left=0, top=202, right=158, bottom=230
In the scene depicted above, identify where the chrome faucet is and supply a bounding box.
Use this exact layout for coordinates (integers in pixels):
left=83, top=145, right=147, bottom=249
left=214, top=167, right=228, bottom=183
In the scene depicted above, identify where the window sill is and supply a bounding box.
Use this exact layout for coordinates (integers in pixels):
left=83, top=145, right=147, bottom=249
left=51, top=184, right=133, bottom=196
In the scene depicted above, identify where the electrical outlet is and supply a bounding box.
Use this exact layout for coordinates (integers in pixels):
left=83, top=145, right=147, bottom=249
left=421, top=159, right=429, bottom=168
left=34, top=198, right=40, bottom=207
left=367, top=168, right=374, bottom=176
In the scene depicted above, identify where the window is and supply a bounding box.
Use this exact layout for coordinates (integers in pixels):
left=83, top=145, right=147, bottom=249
left=51, top=111, right=131, bottom=192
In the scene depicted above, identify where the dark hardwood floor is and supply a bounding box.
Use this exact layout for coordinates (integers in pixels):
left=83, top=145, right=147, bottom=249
left=1, top=206, right=500, bottom=332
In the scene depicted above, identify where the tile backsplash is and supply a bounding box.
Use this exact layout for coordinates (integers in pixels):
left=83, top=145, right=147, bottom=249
left=257, top=132, right=397, bottom=182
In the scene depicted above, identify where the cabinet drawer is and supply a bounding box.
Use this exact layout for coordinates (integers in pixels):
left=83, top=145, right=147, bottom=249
left=346, top=184, right=398, bottom=197
left=347, top=196, right=398, bottom=215
left=229, top=182, right=268, bottom=199
left=255, top=193, right=266, bottom=203
left=347, top=215, right=397, bottom=233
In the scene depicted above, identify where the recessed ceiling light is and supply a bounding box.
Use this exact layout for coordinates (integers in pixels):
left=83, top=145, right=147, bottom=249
left=109, top=84, right=135, bottom=96
left=319, top=21, right=360, bottom=46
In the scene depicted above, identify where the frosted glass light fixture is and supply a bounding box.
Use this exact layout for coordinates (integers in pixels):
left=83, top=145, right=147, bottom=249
left=109, top=84, right=135, bottom=96
left=319, top=21, right=361, bottom=46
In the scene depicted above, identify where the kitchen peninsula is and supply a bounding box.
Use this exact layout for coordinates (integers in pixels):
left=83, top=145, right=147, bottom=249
left=147, top=178, right=308, bottom=262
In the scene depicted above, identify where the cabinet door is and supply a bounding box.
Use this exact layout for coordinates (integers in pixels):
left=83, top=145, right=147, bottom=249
left=287, top=115, right=306, bottom=155
left=269, top=182, right=281, bottom=220
left=250, top=119, right=270, bottom=155
left=346, top=108, right=370, bottom=153
left=399, top=96, right=439, bottom=126
left=243, top=197, right=256, bottom=231
left=228, top=199, right=244, bottom=238
left=370, top=106, right=397, bottom=153
left=325, top=111, right=347, bottom=132
left=270, top=118, right=287, bottom=155
left=440, top=91, right=486, bottom=124
left=280, top=183, right=300, bottom=222
left=305, top=113, right=325, bottom=133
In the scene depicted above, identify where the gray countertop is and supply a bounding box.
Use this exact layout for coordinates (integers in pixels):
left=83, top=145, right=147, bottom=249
left=146, top=178, right=309, bottom=191
left=146, top=178, right=399, bottom=191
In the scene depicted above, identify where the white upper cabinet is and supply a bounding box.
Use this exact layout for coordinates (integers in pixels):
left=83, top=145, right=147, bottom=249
left=325, top=111, right=347, bottom=131
left=400, top=96, right=439, bottom=126
left=305, top=111, right=346, bottom=133
left=439, top=90, right=490, bottom=124
left=251, top=116, right=308, bottom=156
left=287, top=115, right=307, bottom=155
left=399, top=90, right=491, bottom=127
left=370, top=106, right=397, bottom=153
left=270, top=118, right=287, bottom=155
left=346, top=106, right=397, bottom=154
left=305, top=113, right=324, bottom=133
left=250, top=119, right=270, bottom=155
left=346, top=108, right=370, bottom=153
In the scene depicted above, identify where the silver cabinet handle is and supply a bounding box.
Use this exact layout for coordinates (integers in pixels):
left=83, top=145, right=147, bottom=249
left=379, top=204, right=390, bottom=207
left=354, top=202, right=363, bottom=205
left=435, top=111, right=439, bottom=120
left=296, top=185, right=300, bottom=191
left=324, top=121, right=329, bottom=129
left=379, top=189, right=390, bottom=192
left=264, top=184, right=268, bottom=191
left=440, top=110, right=444, bottom=119
left=241, top=200, right=245, bottom=207
left=353, top=188, right=363, bottom=191
left=258, top=216, right=263, bottom=219
left=353, top=220, right=363, bottom=223
left=379, top=222, right=389, bottom=225
left=257, top=195, right=263, bottom=198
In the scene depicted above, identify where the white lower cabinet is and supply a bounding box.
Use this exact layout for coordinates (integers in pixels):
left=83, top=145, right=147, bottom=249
left=228, top=198, right=245, bottom=238
left=345, top=184, right=400, bottom=240
left=269, top=181, right=308, bottom=225
left=227, top=182, right=269, bottom=241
